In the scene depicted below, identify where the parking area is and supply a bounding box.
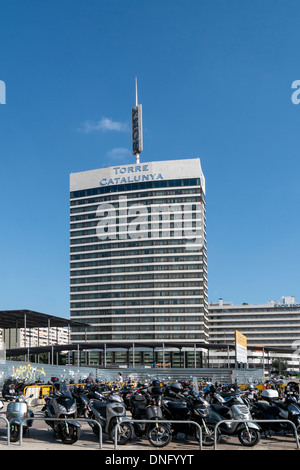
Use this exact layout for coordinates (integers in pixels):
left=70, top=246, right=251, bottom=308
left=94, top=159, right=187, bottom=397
left=0, top=404, right=298, bottom=451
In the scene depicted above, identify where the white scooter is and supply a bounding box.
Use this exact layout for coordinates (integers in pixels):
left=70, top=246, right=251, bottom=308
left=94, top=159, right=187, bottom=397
left=6, top=394, right=34, bottom=442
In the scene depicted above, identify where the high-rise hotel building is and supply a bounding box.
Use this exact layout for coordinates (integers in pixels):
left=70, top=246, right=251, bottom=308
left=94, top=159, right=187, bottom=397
left=70, top=158, right=208, bottom=366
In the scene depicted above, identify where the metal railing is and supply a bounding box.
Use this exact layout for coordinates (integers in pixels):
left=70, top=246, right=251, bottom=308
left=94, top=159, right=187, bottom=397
left=0, top=415, right=10, bottom=445
left=1, top=413, right=300, bottom=450
left=17, top=416, right=103, bottom=449
left=114, top=419, right=203, bottom=450
left=213, top=419, right=300, bottom=450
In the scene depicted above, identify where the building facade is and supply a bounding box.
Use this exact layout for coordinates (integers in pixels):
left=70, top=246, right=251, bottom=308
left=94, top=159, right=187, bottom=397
left=70, top=158, right=208, bottom=366
left=208, top=296, right=300, bottom=370
left=1, top=327, right=69, bottom=349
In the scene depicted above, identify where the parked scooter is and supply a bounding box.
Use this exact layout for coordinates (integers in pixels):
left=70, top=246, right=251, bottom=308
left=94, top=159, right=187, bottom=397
left=250, top=391, right=289, bottom=436
left=6, top=394, right=34, bottom=442
left=42, top=381, right=81, bottom=444
left=162, top=386, right=215, bottom=446
left=121, top=382, right=149, bottom=412
left=205, top=385, right=261, bottom=447
left=258, top=389, right=300, bottom=436
left=2, top=378, right=18, bottom=400
left=285, top=382, right=300, bottom=401
left=87, top=392, right=134, bottom=444
left=243, top=384, right=259, bottom=403
left=130, top=385, right=172, bottom=448
left=70, top=385, right=90, bottom=418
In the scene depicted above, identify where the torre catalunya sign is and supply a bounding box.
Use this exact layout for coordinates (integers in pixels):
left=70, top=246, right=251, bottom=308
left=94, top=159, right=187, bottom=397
left=99, top=164, right=163, bottom=186
left=70, top=158, right=206, bottom=196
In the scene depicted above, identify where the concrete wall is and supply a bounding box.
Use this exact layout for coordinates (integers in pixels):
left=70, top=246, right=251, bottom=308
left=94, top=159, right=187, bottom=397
left=0, top=360, right=265, bottom=389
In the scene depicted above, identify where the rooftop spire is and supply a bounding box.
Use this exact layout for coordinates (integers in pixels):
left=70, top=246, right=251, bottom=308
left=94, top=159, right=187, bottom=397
left=135, top=76, right=138, bottom=107
left=132, top=77, right=143, bottom=164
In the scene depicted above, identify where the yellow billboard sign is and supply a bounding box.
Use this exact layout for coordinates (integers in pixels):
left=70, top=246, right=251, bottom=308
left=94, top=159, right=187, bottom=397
left=235, top=330, right=247, bottom=364
left=235, top=330, right=247, bottom=348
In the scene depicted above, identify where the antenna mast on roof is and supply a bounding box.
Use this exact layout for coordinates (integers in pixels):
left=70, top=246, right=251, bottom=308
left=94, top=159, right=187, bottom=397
left=135, top=76, right=138, bottom=107
left=132, top=77, right=143, bottom=164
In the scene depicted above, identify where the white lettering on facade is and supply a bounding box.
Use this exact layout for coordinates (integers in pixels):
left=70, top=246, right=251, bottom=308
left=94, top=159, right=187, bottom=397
left=100, top=165, right=163, bottom=186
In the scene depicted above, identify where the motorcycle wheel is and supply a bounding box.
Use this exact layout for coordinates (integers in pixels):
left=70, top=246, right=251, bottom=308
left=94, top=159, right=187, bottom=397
left=10, top=424, right=20, bottom=442
left=59, top=423, right=81, bottom=445
left=237, top=428, right=260, bottom=447
left=110, top=422, right=133, bottom=445
left=147, top=423, right=172, bottom=448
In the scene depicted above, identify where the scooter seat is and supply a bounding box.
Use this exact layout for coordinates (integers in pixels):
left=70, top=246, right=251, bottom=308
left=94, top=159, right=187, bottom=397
left=273, top=400, right=289, bottom=411
left=210, top=404, right=231, bottom=419
left=92, top=399, right=107, bottom=417
left=254, top=402, right=280, bottom=416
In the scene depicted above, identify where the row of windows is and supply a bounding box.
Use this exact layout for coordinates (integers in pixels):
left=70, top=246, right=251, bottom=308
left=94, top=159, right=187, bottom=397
left=70, top=201, right=203, bottom=222
left=70, top=290, right=203, bottom=299
left=212, top=340, right=297, bottom=346
left=71, top=333, right=205, bottom=341
left=70, top=307, right=205, bottom=316
left=71, top=203, right=203, bottom=219
left=70, top=178, right=202, bottom=199
left=70, top=221, right=203, bottom=239
left=70, top=190, right=202, bottom=207
left=70, top=237, right=205, bottom=252
left=71, top=299, right=204, bottom=308
left=210, top=333, right=300, bottom=339
left=71, top=215, right=202, bottom=231
left=70, top=264, right=203, bottom=273
left=69, top=247, right=203, bottom=261
left=210, top=308, right=300, bottom=313
left=71, top=282, right=205, bottom=290
left=71, top=276, right=206, bottom=284
left=70, top=254, right=203, bottom=265
left=82, top=324, right=204, bottom=332
left=209, top=313, right=300, bottom=318
left=211, top=328, right=300, bottom=334
left=70, top=248, right=204, bottom=259
left=70, top=238, right=207, bottom=250
left=79, top=315, right=204, bottom=324
left=70, top=202, right=204, bottom=216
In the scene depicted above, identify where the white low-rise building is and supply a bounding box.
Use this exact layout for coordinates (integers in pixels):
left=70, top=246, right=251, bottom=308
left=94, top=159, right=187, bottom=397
left=208, top=296, right=300, bottom=371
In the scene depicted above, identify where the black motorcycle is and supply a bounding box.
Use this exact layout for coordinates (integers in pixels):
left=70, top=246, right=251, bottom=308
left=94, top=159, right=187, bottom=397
left=42, top=381, right=81, bottom=444
left=250, top=399, right=289, bottom=436
left=285, top=382, right=300, bottom=401
left=2, top=378, right=17, bottom=400
left=70, top=385, right=90, bottom=418
left=256, top=388, right=300, bottom=436
left=2, top=377, right=35, bottom=401
left=161, top=387, right=215, bottom=446
left=130, top=386, right=172, bottom=448
left=119, top=382, right=140, bottom=411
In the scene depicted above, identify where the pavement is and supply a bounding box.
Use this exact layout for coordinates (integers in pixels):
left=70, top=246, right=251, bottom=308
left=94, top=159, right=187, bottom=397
left=0, top=403, right=298, bottom=452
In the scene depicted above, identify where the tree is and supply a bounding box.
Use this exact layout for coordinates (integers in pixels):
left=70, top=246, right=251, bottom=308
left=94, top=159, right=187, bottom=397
left=271, top=358, right=288, bottom=374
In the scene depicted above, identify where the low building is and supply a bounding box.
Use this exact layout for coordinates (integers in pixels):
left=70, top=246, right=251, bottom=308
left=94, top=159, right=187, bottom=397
left=1, top=326, right=69, bottom=349
left=208, top=296, right=300, bottom=371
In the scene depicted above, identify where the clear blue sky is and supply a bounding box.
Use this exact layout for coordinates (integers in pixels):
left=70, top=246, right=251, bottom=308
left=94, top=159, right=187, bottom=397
left=0, top=0, right=299, bottom=317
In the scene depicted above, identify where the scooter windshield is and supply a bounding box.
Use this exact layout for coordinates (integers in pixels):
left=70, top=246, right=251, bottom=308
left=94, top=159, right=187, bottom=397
left=59, top=383, right=72, bottom=398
